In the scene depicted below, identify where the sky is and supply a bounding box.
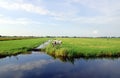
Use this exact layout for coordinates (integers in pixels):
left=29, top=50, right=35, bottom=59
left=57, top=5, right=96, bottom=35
left=0, top=0, right=120, bottom=37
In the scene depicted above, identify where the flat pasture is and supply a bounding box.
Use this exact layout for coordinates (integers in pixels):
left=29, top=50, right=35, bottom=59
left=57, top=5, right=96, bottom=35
left=46, top=38, right=120, bottom=57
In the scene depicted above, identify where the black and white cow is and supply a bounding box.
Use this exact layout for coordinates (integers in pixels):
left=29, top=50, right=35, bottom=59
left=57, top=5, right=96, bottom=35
left=52, top=40, right=62, bottom=47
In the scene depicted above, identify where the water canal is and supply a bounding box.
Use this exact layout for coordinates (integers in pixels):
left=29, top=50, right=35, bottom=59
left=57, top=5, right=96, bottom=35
left=0, top=51, right=120, bottom=78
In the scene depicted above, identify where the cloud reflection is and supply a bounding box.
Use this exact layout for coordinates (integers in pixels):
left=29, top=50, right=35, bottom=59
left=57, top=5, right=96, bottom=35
left=0, top=59, right=53, bottom=72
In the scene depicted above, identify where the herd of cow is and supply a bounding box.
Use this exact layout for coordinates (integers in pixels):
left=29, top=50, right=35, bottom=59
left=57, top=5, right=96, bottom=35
left=52, top=40, right=62, bottom=47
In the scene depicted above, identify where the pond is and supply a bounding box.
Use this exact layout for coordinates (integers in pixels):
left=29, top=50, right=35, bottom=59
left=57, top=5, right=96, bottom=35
left=0, top=51, right=120, bottom=78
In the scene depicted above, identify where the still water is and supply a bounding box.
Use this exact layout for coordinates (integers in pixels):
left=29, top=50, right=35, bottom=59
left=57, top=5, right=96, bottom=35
left=0, top=51, right=120, bottom=78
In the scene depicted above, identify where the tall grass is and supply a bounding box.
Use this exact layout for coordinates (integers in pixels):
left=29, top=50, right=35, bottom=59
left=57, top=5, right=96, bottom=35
left=45, top=38, right=120, bottom=57
left=0, top=38, right=48, bottom=56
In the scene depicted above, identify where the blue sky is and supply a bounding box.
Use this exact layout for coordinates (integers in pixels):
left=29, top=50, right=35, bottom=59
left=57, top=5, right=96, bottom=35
left=0, top=0, right=120, bottom=37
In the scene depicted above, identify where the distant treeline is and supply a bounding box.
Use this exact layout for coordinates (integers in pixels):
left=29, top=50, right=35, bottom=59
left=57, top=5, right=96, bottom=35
left=39, top=36, right=120, bottom=38
left=0, top=36, right=39, bottom=41
left=0, top=35, right=120, bottom=39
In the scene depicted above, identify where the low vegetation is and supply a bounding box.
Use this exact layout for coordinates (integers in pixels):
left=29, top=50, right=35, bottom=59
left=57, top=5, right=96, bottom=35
left=1, top=37, right=120, bottom=58
left=0, top=38, right=48, bottom=57
left=45, top=38, right=120, bottom=57
left=0, top=37, right=37, bottom=41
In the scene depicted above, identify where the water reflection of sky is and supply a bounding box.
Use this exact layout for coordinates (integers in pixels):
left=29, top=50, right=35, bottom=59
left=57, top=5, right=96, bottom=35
left=0, top=52, right=120, bottom=78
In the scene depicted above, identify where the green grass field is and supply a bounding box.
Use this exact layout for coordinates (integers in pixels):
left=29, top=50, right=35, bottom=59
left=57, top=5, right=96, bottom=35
left=0, top=37, right=120, bottom=58
left=45, top=38, right=120, bottom=57
left=0, top=38, right=48, bottom=56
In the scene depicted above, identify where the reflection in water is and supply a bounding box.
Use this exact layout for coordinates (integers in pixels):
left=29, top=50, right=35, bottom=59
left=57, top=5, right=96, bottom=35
left=49, top=54, right=119, bottom=64
left=0, top=51, right=32, bottom=59
left=0, top=59, right=53, bottom=72
left=0, top=51, right=120, bottom=78
left=52, top=56, right=75, bottom=64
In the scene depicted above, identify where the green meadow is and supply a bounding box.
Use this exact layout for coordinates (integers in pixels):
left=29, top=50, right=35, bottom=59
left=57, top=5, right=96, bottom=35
left=0, top=37, right=120, bottom=58
left=0, top=38, right=48, bottom=56
left=45, top=38, right=120, bottom=57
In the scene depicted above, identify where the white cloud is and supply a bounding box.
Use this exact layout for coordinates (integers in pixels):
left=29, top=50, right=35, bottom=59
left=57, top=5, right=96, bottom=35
left=0, top=1, right=49, bottom=15
left=53, top=15, right=120, bottom=25
left=0, top=0, right=120, bottom=26
left=71, top=0, right=120, bottom=16
left=0, top=14, right=3, bottom=17
left=0, top=0, right=80, bottom=19
left=72, top=16, right=120, bottom=24
left=93, top=30, right=98, bottom=34
left=0, top=17, right=42, bottom=25
left=46, top=0, right=120, bottom=25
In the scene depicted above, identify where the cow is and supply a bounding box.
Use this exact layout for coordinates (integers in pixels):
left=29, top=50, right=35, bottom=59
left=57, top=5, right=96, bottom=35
left=52, top=40, right=62, bottom=47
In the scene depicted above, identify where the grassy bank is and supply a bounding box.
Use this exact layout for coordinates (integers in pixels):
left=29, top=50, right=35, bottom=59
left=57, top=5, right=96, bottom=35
left=0, top=38, right=48, bottom=56
left=45, top=38, right=120, bottom=57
